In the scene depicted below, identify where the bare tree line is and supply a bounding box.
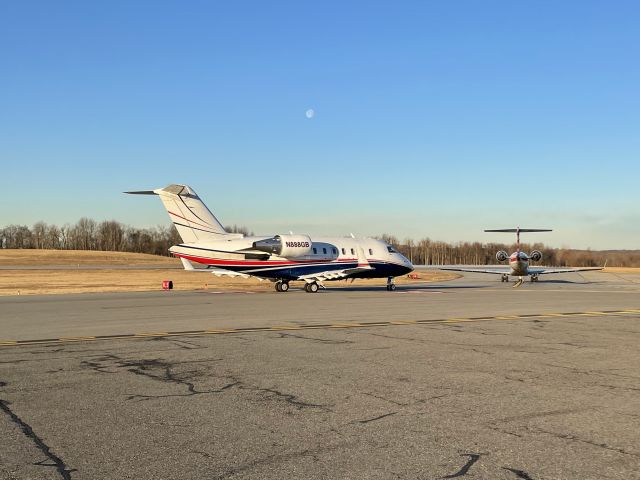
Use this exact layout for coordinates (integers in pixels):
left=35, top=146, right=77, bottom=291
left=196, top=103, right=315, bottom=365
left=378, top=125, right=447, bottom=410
left=381, top=234, right=638, bottom=268
left=0, top=219, right=181, bottom=256
left=0, top=220, right=253, bottom=256
left=0, top=220, right=637, bottom=267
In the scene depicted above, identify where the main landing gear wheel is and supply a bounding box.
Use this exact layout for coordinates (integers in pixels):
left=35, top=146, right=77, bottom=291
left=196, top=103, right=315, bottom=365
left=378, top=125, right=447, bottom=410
left=530, top=275, right=539, bottom=283
left=304, top=282, right=319, bottom=293
left=501, top=274, right=509, bottom=283
left=275, top=281, right=289, bottom=292
left=386, top=277, right=396, bottom=291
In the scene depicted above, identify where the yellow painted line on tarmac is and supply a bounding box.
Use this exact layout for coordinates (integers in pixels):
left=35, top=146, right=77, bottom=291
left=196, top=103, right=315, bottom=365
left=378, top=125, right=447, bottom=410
left=2, top=308, right=640, bottom=348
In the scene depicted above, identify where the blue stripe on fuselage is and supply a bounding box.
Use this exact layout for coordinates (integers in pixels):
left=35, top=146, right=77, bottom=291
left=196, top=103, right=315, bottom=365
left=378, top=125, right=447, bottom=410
left=222, top=261, right=411, bottom=280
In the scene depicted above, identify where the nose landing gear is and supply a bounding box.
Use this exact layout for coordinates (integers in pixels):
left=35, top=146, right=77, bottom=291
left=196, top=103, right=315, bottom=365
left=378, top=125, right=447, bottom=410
left=386, top=277, right=396, bottom=291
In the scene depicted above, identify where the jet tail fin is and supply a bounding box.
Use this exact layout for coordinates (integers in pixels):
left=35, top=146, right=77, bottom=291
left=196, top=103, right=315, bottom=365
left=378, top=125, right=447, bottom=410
left=126, top=184, right=235, bottom=244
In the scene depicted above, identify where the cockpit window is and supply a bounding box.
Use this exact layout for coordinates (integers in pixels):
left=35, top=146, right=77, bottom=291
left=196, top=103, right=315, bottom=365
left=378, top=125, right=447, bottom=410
left=387, top=246, right=398, bottom=253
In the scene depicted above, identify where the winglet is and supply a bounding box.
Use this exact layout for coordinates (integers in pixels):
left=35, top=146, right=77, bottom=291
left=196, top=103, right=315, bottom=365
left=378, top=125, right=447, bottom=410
left=180, top=257, right=195, bottom=271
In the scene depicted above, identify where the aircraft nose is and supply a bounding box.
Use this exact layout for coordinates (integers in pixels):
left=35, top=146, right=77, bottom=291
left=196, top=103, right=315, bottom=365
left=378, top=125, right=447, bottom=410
left=401, top=255, right=414, bottom=274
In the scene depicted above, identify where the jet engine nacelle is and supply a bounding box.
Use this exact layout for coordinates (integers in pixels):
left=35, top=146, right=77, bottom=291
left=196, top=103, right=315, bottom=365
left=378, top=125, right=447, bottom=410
left=253, top=234, right=313, bottom=257
left=496, top=250, right=509, bottom=262
left=530, top=250, right=543, bottom=262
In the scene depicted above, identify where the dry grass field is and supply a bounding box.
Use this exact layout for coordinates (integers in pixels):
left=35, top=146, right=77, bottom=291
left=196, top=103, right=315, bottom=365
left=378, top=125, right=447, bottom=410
left=0, top=250, right=458, bottom=296
left=603, top=267, right=640, bottom=274
left=0, top=249, right=179, bottom=267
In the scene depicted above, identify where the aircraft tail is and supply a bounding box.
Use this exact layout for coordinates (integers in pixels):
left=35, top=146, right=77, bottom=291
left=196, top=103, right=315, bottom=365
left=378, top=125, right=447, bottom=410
left=484, top=227, right=552, bottom=251
left=125, top=184, right=234, bottom=243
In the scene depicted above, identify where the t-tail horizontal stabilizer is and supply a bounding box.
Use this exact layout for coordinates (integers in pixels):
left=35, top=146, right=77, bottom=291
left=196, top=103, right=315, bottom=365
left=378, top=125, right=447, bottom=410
left=125, top=184, right=236, bottom=244
left=484, top=227, right=552, bottom=249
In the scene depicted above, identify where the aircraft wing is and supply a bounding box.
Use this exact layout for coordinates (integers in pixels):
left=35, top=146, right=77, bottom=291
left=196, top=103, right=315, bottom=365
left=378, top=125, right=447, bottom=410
left=437, top=266, right=509, bottom=275
left=297, top=265, right=373, bottom=283
left=297, top=246, right=374, bottom=283
left=179, top=257, right=252, bottom=278
left=528, top=266, right=604, bottom=275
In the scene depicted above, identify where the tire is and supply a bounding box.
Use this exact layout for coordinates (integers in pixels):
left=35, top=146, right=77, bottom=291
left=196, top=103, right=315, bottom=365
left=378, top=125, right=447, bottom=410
left=275, top=282, right=282, bottom=292
left=280, top=282, right=289, bottom=292
left=308, top=283, right=319, bottom=293
left=389, top=284, right=396, bottom=291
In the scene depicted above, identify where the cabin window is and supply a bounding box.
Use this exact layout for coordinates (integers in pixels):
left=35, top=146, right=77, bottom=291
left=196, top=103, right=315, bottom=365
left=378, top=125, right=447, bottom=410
left=350, top=248, right=355, bottom=255
left=313, top=248, right=317, bottom=254
left=332, top=248, right=337, bottom=255
left=368, top=248, right=373, bottom=255
left=322, top=248, right=327, bottom=254
left=341, top=248, right=346, bottom=255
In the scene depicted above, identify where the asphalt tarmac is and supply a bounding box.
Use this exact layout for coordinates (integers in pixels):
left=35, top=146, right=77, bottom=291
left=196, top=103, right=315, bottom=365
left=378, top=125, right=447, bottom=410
left=1, top=272, right=639, bottom=479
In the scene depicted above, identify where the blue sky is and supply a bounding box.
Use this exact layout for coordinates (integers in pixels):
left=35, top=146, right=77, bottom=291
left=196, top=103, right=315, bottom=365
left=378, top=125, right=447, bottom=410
left=1, top=1, right=639, bottom=249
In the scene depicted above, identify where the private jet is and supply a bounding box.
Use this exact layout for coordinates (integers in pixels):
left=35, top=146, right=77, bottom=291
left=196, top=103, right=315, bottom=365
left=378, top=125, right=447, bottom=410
left=439, top=228, right=603, bottom=286
left=126, top=184, right=414, bottom=292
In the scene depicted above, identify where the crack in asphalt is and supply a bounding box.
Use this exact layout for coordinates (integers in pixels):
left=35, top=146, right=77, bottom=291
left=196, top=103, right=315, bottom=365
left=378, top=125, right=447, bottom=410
left=85, top=357, right=331, bottom=410
left=240, top=385, right=331, bottom=412
left=530, top=426, right=640, bottom=458
left=355, top=411, right=397, bottom=424
left=365, top=332, right=431, bottom=343
left=149, top=336, right=204, bottom=350
left=209, top=443, right=345, bottom=479
left=362, top=392, right=408, bottom=406
left=441, top=453, right=482, bottom=478
left=503, top=467, right=535, bottom=479
left=486, top=425, right=522, bottom=438
left=118, top=359, right=240, bottom=401
left=0, top=394, right=75, bottom=479
left=277, top=332, right=354, bottom=344
left=596, top=383, right=640, bottom=393
left=491, top=407, right=592, bottom=425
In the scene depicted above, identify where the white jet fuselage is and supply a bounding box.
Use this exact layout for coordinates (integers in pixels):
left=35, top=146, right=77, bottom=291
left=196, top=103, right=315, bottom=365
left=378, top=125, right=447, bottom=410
left=170, top=235, right=414, bottom=281
left=508, top=252, right=530, bottom=277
